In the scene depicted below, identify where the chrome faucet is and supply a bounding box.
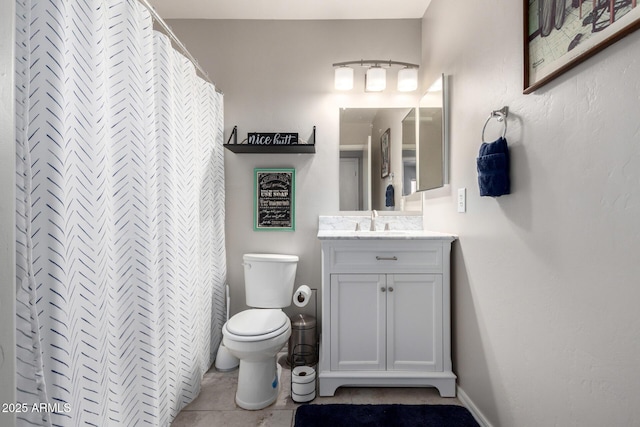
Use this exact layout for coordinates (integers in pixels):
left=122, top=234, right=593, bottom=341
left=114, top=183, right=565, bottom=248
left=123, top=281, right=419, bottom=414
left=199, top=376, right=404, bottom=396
left=370, top=210, right=378, bottom=231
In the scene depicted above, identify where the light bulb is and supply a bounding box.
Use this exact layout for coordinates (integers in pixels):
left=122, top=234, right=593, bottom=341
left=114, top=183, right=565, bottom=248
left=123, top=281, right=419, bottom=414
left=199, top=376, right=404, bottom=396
left=397, top=67, right=418, bottom=92
left=366, top=67, right=386, bottom=92
left=334, top=67, right=354, bottom=91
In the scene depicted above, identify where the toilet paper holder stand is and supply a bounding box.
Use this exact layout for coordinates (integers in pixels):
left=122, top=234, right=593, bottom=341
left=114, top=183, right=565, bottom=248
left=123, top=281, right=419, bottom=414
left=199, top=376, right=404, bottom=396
left=289, top=287, right=318, bottom=403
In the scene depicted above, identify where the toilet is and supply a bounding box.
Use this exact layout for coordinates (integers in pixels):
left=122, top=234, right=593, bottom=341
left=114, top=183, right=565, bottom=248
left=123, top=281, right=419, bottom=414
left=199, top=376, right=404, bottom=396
left=222, top=253, right=299, bottom=410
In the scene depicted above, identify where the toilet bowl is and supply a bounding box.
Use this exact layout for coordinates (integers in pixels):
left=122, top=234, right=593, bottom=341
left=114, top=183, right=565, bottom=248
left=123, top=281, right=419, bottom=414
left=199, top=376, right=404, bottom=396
left=222, top=308, right=292, bottom=410
left=222, top=253, right=298, bottom=410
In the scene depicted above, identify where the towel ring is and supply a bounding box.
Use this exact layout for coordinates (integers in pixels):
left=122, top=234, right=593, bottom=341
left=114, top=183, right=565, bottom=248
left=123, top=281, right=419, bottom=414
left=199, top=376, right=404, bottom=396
left=481, top=106, right=509, bottom=142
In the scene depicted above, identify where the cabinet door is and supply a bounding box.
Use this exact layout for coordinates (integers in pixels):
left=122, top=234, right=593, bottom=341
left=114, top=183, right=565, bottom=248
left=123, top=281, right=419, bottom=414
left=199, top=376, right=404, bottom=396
left=386, top=274, right=443, bottom=371
left=330, top=274, right=386, bottom=371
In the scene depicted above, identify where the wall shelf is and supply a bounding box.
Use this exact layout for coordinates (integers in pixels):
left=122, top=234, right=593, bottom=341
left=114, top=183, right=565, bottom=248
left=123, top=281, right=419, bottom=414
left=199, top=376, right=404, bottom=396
left=223, top=126, right=316, bottom=154
left=223, top=144, right=315, bottom=154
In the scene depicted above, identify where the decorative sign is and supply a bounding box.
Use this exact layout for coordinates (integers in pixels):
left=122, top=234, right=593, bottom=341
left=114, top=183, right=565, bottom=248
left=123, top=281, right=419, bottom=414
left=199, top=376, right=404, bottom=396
left=248, top=132, right=299, bottom=145
left=254, top=168, right=295, bottom=231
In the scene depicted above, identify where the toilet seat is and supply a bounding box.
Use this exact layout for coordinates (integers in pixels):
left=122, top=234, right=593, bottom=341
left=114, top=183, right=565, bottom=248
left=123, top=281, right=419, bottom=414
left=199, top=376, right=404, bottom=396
left=225, top=309, right=290, bottom=342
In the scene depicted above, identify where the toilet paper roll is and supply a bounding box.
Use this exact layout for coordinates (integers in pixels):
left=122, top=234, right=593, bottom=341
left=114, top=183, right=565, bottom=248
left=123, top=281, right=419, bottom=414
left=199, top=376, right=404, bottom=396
left=293, top=285, right=312, bottom=307
left=291, top=366, right=316, bottom=403
left=292, top=380, right=315, bottom=397
left=292, top=366, right=315, bottom=382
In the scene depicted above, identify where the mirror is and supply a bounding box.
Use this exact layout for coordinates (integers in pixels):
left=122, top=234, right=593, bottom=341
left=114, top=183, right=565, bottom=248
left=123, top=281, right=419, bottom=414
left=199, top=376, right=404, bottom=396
left=339, top=107, right=419, bottom=211
left=416, top=74, right=449, bottom=191
left=401, top=108, right=417, bottom=196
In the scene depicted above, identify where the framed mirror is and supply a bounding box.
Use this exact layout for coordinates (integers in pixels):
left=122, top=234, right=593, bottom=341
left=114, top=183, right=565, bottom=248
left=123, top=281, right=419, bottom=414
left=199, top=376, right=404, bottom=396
left=339, top=107, right=418, bottom=211
left=417, top=74, right=449, bottom=191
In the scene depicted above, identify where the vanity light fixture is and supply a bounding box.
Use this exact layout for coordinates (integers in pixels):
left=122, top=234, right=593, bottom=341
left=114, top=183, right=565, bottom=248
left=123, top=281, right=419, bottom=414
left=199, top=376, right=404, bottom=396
left=333, top=59, right=419, bottom=92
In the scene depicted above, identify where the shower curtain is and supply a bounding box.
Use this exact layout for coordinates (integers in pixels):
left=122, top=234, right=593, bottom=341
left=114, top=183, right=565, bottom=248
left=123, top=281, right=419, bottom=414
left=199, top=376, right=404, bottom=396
left=14, top=0, right=226, bottom=425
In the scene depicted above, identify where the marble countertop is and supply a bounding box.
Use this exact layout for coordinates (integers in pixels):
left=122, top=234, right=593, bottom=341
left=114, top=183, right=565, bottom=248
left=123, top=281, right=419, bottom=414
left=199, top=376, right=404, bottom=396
left=317, top=229, right=457, bottom=240
left=317, top=215, right=456, bottom=241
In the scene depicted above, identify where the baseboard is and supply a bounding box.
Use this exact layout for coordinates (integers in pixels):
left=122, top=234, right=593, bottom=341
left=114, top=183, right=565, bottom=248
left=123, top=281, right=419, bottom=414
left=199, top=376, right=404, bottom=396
left=457, top=386, right=493, bottom=427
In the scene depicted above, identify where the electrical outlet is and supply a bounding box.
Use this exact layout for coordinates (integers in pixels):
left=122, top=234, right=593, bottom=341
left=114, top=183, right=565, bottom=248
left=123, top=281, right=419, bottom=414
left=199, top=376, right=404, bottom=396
left=457, top=188, right=466, bottom=213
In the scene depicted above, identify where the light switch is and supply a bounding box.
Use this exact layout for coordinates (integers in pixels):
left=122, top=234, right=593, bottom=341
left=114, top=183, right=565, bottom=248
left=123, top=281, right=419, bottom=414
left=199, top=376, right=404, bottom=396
left=457, top=188, right=466, bottom=213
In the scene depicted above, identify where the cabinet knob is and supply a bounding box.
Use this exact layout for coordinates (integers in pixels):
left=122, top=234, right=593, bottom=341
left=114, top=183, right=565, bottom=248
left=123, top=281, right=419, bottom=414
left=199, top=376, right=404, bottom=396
left=388, top=287, right=394, bottom=292
left=381, top=287, right=386, bottom=292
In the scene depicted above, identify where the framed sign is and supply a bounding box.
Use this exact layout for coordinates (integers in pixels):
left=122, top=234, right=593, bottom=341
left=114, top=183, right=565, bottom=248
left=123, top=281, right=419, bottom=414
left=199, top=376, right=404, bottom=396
left=524, top=1, right=640, bottom=93
left=254, top=168, right=295, bottom=231
left=381, top=128, right=390, bottom=178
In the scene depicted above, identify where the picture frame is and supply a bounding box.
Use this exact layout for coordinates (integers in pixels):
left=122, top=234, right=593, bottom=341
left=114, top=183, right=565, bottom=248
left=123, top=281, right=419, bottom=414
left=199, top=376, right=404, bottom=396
left=524, top=0, right=640, bottom=94
left=381, top=128, right=390, bottom=178
left=254, top=168, right=295, bottom=231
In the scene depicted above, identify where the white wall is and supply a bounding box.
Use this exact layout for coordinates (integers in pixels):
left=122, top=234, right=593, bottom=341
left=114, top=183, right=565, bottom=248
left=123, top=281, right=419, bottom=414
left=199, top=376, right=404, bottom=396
left=0, top=0, right=16, bottom=425
left=3, top=5, right=637, bottom=425
left=421, top=1, right=640, bottom=426
left=167, top=19, right=421, bottom=317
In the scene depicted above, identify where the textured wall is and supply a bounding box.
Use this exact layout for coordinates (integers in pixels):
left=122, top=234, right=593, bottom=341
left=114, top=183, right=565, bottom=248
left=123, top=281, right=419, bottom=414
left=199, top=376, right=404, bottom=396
left=421, top=1, right=640, bottom=426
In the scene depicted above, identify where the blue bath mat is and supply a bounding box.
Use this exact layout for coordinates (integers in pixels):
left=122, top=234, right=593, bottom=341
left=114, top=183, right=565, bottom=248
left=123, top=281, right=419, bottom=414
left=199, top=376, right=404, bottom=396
left=294, top=404, right=479, bottom=427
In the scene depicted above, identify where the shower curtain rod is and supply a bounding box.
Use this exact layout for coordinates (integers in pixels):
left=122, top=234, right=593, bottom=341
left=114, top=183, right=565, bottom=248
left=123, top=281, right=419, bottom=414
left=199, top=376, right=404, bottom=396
left=139, top=0, right=223, bottom=94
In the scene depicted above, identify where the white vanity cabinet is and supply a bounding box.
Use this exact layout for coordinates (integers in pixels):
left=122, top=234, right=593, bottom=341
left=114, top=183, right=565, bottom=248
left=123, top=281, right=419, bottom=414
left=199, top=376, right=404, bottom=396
left=330, top=273, right=443, bottom=372
left=318, top=236, right=456, bottom=397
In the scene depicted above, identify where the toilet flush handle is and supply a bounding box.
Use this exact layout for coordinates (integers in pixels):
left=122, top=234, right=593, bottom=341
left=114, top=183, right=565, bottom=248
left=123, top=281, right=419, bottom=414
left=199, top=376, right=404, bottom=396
left=242, top=262, right=252, bottom=270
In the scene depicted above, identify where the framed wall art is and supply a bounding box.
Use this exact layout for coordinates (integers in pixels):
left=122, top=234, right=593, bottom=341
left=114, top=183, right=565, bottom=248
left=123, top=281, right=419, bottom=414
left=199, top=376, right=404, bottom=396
left=254, top=168, right=295, bottom=231
left=381, top=128, right=390, bottom=178
left=524, top=0, right=640, bottom=93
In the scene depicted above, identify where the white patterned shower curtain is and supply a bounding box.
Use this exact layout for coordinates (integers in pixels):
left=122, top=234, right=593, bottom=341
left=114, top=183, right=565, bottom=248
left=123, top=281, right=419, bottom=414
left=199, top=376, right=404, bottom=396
left=14, top=0, right=226, bottom=425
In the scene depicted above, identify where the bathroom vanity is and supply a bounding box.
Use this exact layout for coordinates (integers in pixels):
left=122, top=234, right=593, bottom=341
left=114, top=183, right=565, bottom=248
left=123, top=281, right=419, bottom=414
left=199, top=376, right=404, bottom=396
left=317, top=216, right=457, bottom=397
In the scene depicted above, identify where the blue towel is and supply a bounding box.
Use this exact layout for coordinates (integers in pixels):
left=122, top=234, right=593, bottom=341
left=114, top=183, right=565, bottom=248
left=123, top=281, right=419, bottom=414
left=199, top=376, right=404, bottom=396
left=385, top=184, right=395, bottom=207
left=477, top=137, right=510, bottom=197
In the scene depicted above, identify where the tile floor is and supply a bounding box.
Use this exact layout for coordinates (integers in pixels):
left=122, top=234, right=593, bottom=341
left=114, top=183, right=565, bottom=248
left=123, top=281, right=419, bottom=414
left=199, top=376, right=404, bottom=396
left=171, top=352, right=464, bottom=426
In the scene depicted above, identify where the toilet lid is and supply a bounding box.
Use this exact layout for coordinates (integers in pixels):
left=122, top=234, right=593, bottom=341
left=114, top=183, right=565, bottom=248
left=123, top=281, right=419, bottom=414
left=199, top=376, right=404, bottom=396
left=226, top=309, right=288, bottom=337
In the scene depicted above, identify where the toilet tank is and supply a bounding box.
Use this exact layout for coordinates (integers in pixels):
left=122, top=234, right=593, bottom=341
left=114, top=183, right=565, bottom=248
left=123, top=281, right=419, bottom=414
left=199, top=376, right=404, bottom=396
left=243, top=253, right=299, bottom=308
